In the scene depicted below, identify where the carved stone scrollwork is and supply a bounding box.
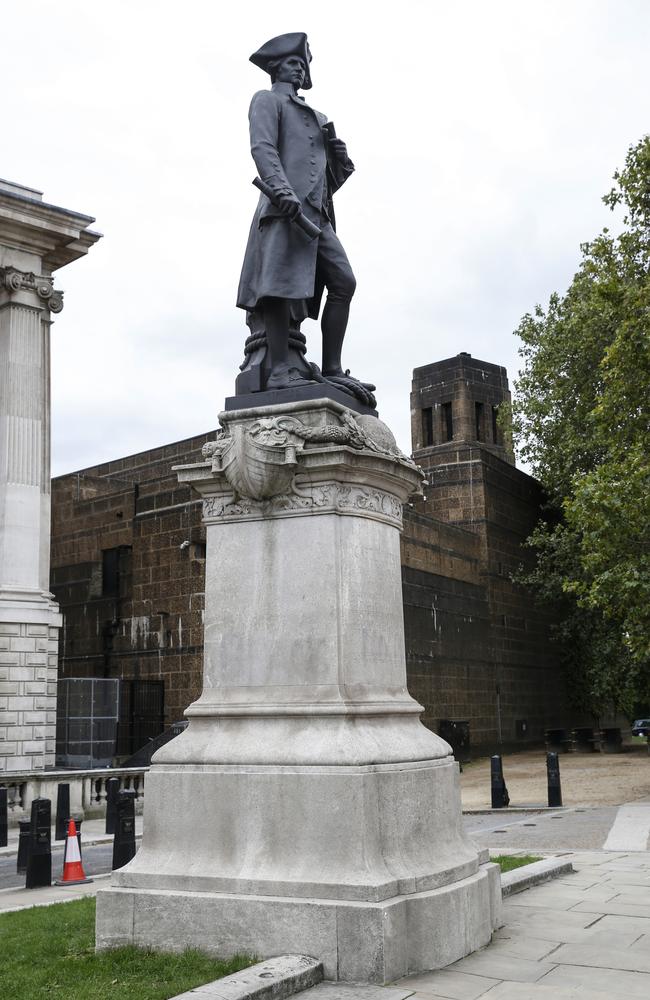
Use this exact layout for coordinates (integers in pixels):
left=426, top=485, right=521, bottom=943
left=0, top=266, right=64, bottom=312
left=202, top=482, right=404, bottom=529
left=202, top=410, right=417, bottom=497
left=197, top=407, right=423, bottom=528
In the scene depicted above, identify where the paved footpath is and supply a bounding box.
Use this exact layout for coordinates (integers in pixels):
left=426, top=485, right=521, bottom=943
left=392, top=850, right=650, bottom=1000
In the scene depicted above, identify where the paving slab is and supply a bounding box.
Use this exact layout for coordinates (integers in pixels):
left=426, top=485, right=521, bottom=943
left=586, top=913, right=650, bottom=936
left=611, top=890, right=650, bottom=904
left=539, top=963, right=650, bottom=998
left=300, top=988, right=415, bottom=1000
left=506, top=886, right=614, bottom=909
left=439, top=953, right=556, bottom=983
left=487, top=935, right=561, bottom=961
left=600, top=871, right=650, bottom=885
left=571, top=899, right=650, bottom=918
left=394, top=969, right=498, bottom=999
left=477, top=981, right=629, bottom=999
left=551, top=941, right=650, bottom=974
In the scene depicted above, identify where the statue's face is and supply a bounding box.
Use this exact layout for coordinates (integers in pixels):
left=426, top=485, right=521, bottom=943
left=275, top=55, right=307, bottom=89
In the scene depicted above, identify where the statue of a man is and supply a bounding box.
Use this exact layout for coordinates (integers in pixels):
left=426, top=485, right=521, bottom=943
left=237, top=32, right=358, bottom=391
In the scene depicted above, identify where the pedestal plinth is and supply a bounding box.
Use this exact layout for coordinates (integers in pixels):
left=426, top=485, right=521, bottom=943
left=96, top=399, right=501, bottom=982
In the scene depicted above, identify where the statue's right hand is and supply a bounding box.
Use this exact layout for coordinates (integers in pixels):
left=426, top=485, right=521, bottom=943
left=276, top=193, right=301, bottom=218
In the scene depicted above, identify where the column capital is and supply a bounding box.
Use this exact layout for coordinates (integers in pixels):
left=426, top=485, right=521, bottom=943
left=0, top=265, right=64, bottom=312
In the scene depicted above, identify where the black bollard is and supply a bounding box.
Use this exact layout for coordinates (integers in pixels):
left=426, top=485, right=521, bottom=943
left=25, top=798, right=52, bottom=889
left=112, top=790, right=137, bottom=870
left=0, top=787, right=7, bottom=848
left=547, top=751, right=563, bottom=807
left=17, top=819, right=31, bottom=873
left=55, top=783, right=71, bottom=841
left=490, top=754, right=510, bottom=808
left=105, top=777, right=120, bottom=835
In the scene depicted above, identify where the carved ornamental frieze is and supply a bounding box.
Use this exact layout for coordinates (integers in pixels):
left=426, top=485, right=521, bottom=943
left=0, top=266, right=64, bottom=312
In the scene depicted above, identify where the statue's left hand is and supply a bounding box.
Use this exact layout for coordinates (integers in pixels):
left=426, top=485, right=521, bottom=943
left=329, top=138, right=349, bottom=162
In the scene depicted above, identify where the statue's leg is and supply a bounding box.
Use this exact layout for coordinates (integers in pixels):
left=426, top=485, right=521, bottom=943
left=263, top=297, right=291, bottom=389
left=317, top=225, right=356, bottom=377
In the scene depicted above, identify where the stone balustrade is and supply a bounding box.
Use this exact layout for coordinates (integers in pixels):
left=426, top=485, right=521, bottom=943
left=0, top=766, right=147, bottom=824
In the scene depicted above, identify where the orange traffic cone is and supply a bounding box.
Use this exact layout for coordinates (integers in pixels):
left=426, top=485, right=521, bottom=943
left=55, top=819, right=93, bottom=885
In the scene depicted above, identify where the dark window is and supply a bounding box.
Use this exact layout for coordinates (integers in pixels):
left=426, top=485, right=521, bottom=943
left=475, top=402, right=484, bottom=441
left=116, top=679, right=165, bottom=756
left=101, top=546, right=132, bottom=598
left=441, top=401, right=453, bottom=441
left=102, top=548, right=120, bottom=596
left=190, top=541, right=206, bottom=562
left=422, top=407, right=434, bottom=446
left=492, top=405, right=499, bottom=443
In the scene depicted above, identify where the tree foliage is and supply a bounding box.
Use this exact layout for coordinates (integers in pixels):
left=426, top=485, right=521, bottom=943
left=512, top=136, right=650, bottom=718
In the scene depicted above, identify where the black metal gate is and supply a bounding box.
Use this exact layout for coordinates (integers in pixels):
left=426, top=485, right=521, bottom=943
left=116, top=680, right=165, bottom=757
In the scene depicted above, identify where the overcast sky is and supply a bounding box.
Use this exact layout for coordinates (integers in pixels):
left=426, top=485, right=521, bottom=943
left=3, top=0, right=649, bottom=475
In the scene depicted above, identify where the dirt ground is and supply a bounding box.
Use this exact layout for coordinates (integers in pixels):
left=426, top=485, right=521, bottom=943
left=460, top=744, right=650, bottom=809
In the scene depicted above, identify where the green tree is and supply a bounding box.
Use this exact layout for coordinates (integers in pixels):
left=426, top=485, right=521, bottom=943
left=512, top=135, right=650, bottom=719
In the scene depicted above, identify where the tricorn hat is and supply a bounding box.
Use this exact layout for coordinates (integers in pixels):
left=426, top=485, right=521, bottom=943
left=249, top=32, right=312, bottom=89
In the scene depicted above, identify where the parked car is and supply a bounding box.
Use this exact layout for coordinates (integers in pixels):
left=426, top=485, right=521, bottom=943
left=631, top=719, right=650, bottom=737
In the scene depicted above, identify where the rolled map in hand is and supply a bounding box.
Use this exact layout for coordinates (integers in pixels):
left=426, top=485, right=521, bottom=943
left=252, top=178, right=322, bottom=241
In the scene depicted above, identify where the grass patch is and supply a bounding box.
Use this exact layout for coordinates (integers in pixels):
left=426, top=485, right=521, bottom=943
left=492, top=854, right=542, bottom=873
left=0, top=897, right=254, bottom=1000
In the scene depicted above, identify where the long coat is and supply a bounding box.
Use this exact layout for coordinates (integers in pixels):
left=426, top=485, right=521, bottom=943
left=236, top=81, right=353, bottom=318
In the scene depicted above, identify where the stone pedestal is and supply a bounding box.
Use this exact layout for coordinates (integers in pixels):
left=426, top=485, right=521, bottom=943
left=96, top=399, right=501, bottom=981
left=0, top=179, right=101, bottom=772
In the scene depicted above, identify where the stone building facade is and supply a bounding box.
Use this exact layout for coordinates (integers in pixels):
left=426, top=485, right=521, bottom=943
left=50, top=354, right=570, bottom=758
left=0, top=178, right=100, bottom=774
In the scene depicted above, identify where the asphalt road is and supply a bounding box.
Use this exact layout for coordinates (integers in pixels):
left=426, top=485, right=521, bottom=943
left=0, top=841, right=115, bottom=890
left=464, top=805, right=623, bottom=852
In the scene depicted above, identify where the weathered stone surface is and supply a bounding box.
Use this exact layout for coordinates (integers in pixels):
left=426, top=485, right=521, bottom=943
left=99, top=864, right=497, bottom=983
left=169, top=954, right=323, bottom=1000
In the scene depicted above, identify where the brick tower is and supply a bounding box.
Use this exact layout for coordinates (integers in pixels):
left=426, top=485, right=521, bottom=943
left=411, top=352, right=513, bottom=462
left=410, top=352, right=515, bottom=530
left=405, top=352, right=566, bottom=750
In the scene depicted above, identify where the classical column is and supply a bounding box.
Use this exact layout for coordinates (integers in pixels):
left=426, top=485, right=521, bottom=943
left=0, top=179, right=101, bottom=773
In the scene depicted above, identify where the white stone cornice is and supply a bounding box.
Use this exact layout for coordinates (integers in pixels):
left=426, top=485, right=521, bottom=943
left=0, top=183, right=102, bottom=270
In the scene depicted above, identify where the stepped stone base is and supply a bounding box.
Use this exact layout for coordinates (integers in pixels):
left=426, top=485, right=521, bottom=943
left=97, top=862, right=501, bottom=983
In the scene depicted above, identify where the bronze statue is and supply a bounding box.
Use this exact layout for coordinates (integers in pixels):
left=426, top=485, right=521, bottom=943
left=236, top=32, right=375, bottom=409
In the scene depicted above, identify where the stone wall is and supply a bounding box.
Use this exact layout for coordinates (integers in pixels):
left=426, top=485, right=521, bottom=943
left=0, top=621, right=58, bottom=771
left=51, top=434, right=213, bottom=739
